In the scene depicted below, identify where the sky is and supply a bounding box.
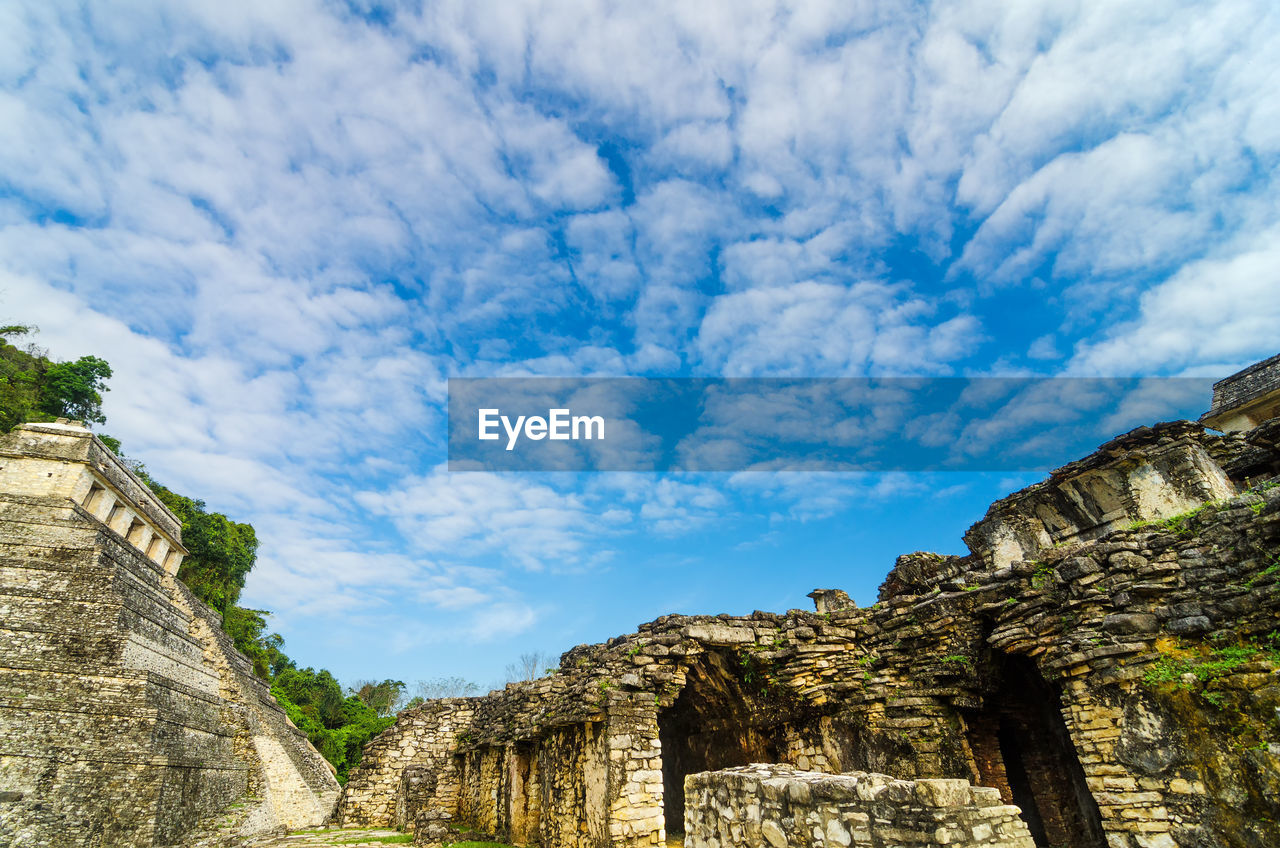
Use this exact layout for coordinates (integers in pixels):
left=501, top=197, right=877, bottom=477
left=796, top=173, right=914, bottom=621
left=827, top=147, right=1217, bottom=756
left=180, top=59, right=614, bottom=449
left=2, top=0, right=1278, bottom=692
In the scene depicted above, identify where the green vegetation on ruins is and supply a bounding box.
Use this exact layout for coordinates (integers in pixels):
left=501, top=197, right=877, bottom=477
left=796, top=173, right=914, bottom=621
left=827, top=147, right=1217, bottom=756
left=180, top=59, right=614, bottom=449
left=1122, top=498, right=1244, bottom=537
left=0, top=324, right=395, bottom=783
left=1142, top=632, right=1280, bottom=691
left=1142, top=631, right=1280, bottom=750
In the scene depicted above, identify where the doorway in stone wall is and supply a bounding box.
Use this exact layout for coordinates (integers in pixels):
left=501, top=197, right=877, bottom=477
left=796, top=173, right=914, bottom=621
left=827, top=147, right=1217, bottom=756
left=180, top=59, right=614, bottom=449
left=965, top=654, right=1106, bottom=848
left=504, top=743, right=539, bottom=845
left=657, top=652, right=780, bottom=836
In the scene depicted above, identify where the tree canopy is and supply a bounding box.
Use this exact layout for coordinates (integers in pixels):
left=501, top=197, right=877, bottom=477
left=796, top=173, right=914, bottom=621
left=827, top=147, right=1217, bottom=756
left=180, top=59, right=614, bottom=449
left=222, top=606, right=292, bottom=679
left=270, top=667, right=396, bottom=783
left=143, top=478, right=258, bottom=616
left=351, top=679, right=408, bottom=716
left=41, top=355, right=113, bottom=424
left=0, top=326, right=112, bottom=430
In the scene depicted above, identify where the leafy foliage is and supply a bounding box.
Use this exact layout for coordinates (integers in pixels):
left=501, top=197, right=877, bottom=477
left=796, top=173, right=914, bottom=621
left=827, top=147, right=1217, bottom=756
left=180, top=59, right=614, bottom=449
left=0, top=331, right=45, bottom=432
left=1126, top=502, right=1220, bottom=536
left=0, top=326, right=113, bottom=431
left=351, top=679, right=408, bottom=716
left=1143, top=636, right=1280, bottom=697
left=140, top=476, right=259, bottom=616
left=271, top=667, right=395, bottom=783
left=222, top=606, right=292, bottom=679
left=41, top=355, right=113, bottom=423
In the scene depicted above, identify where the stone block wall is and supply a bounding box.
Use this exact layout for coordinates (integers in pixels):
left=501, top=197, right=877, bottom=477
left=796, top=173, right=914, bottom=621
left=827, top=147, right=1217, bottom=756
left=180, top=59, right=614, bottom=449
left=333, top=698, right=476, bottom=828
left=0, top=422, right=339, bottom=847
left=0, top=492, right=243, bottom=847
left=961, top=422, right=1237, bottom=570
left=1203, top=352, right=1280, bottom=431
left=451, top=720, right=611, bottom=848
left=176, top=579, right=341, bottom=831
left=604, top=705, right=663, bottom=847
left=0, top=420, right=187, bottom=575
left=684, top=765, right=1034, bottom=848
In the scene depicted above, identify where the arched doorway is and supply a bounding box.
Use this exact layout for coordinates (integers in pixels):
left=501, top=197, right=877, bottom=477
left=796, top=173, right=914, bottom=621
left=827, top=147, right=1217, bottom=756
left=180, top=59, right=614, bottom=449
left=658, top=652, right=785, bottom=836
left=965, top=654, right=1106, bottom=848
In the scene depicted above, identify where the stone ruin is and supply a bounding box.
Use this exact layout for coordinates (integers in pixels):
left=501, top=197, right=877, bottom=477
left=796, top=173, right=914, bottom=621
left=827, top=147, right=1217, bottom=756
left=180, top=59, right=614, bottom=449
left=0, top=420, right=339, bottom=847
left=333, top=359, right=1280, bottom=848
left=684, top=766, right=1035, bottom=848
left=1202, top=352, right=1280, bottom=433
left=2, top=355, right=1280, bottom=848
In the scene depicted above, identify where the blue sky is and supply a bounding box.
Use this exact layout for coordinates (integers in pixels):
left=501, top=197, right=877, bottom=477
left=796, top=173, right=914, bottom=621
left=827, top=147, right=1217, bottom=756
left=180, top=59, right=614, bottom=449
left=3, top=0, right=1278, bottom=691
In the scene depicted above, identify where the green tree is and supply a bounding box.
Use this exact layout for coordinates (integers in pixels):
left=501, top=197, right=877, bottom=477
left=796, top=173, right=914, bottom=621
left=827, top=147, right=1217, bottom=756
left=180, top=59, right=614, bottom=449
left=222, top=606, right=293, bottom=679
left=0, top=325, right=114, bottom=431
left=0, top=328, right=51, bottom=432
left=40, top=355, right=112, bottom=423
left=270, top=667, right=395, bottom=783
left=273, top=667, right=350, bottom=729
left=143, top=479, right=258, bottom=615
left=351, top=679, right=407, bottom=716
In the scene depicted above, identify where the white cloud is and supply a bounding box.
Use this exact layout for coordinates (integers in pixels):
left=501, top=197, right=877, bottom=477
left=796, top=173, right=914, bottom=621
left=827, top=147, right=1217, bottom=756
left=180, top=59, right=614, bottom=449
left=728, top=471, right=937, bottom=522
left=564, top=210, right=642, bottom=304
left=1068, top=225, right=1280, bottom=375
left=355, top=467, right=618, bottom=570
left=695, top=281, right=981, bottom=376
left=949, top=0, right=1280, bottom=293
left=647, top=122, right=734, bottom=174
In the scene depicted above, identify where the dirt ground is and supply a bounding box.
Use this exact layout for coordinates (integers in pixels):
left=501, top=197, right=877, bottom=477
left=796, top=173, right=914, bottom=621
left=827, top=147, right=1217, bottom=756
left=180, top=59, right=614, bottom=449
left=248, top=828, right=411, bottom=847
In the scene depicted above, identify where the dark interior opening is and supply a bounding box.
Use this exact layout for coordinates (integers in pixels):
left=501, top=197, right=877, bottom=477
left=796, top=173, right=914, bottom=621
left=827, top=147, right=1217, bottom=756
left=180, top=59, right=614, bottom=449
left=997, top=718, right=1049, bottom=845
left=658, top=652, right=780, bottom=835
left=966, top=654, right=1106, bottom=848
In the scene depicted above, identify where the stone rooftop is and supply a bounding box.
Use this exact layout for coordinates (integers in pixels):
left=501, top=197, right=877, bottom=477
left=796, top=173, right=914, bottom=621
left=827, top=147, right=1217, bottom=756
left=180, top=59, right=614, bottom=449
left=1202, top=351, right=1280, bottom=432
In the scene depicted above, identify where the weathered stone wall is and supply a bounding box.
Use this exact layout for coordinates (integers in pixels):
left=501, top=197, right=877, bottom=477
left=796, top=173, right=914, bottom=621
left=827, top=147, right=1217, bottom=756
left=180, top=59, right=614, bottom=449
left=336, top=415, right=1280, bottom=848
left=0, top=422, right=339, bottom=847
left=333, top=698, right=476, bottom=829
left=176, top=579, right=342, bottom=834
left=0, top=419, right=188, bottom=576
left=444, top=718, right=612, bottom=848
left=1203, top=352, right=1280, bottom=431
left=960, top=422, right=1237, bottom=570
left=684, top=765, right=1034, bottom=848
